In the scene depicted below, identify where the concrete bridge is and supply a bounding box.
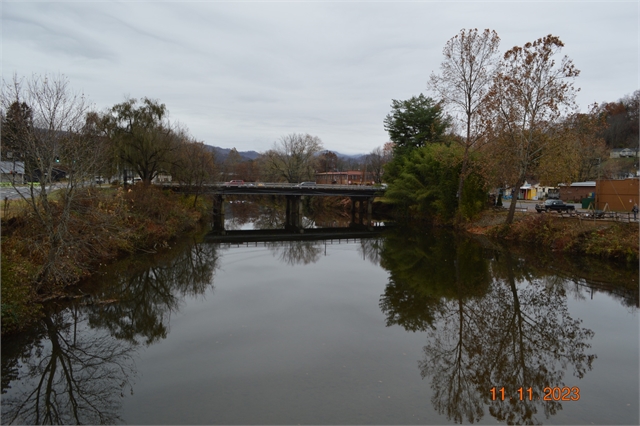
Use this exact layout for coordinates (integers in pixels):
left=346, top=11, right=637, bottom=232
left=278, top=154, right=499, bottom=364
left=164, top=182, right=386, bottom=234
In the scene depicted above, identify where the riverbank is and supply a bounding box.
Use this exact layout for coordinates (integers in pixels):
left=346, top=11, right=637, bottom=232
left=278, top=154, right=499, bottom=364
left=3, top=196, right=637, bottom=336
left=465, top=209, right=639, bottom=264
left=1, top=185, right=208, bottom=335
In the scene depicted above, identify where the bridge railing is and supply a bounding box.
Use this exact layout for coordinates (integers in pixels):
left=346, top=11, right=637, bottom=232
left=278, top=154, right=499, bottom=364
left=161, top=182, right=386, bottom=195
left=211, top=182, right=385, bottom=191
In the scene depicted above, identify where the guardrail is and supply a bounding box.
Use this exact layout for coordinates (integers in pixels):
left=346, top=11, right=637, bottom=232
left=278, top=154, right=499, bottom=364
left=213, top=182, right=385, bottom=190
left=554, top=210, right=638, bottom=223
left=161, top=182, right=386, bottom=190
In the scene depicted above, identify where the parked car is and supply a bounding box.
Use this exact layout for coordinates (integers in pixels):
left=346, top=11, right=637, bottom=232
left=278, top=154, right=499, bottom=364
left=296, top=181, right=316, bottom=188
left=95, top=176, right=105, bottom=184
left=226, top=180, right=245, bottom=186
left=535, top=199, right=576, bottom=213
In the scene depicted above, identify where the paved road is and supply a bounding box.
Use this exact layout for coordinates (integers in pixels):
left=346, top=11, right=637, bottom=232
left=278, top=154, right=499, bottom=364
left=501, top=199, right=637, bottom=221
left=0, top=183, right=67, bottom=200
left=501, top=199, right=582, bottom=212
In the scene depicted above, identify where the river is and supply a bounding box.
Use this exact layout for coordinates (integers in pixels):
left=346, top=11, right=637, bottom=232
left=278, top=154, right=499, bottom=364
left=1, top=222, right=638, bottom=425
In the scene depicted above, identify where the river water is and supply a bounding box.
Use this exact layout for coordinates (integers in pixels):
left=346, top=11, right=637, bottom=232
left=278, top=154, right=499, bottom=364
left=1, top=223, right=638, bottom=425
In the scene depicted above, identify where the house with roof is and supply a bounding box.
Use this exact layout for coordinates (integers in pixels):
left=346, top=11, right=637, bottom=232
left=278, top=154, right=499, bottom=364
left=0, top=161, right=25, bottom=184
left=316, top=170, right=375, bottom=185
left=559, top=181, right=596, bottom=202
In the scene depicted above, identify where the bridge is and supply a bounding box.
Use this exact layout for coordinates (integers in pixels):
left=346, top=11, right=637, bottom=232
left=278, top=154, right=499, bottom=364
left=205, top=182, right=384, bottom=197
left=164, top=182, right=386, bottom=234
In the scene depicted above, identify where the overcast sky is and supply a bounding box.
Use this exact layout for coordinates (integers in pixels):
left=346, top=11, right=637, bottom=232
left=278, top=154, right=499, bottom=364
left=2, top=1, right=638, bottom=155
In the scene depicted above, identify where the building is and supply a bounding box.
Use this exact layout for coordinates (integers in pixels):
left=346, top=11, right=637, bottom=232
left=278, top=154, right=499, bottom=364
left=558, top=181, right=596, bottom=202
left=518, top=181, right=541, bottom=200
left=595, top=178, right=639, bottom=211
left=609, top=148, right=639, bottom=158
left=0, top=161, right=25, bottom=183
left=315, top=171, right=375, bottom=185
left=152, top=173, right=172, bottom=183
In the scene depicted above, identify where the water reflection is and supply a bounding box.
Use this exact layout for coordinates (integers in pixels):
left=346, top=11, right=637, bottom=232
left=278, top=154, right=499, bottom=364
left=262, top=236, right=385, bottom=266
left=1, top=237, right=219, bottom=424
left=379, top=229, right=489, bottom=332
left=378, top=227, right=599, bottom=424
left=1, top=225, right=635, bottom=425
left=503, top=245, right=639, bottom=309
left=87, top=239, right=219, bottom=345
left=224, top=197, right=366, bottom=230
left=1, top=308, right=136, bottom=424
left=266, top=240, right=324, bottom=265
left=358, top=237, right=384, bottom=266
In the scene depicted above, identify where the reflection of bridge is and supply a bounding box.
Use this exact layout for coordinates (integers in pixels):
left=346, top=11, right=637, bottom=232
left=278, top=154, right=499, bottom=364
left=165, top=183, right=386, bottom=234
left=204, top=226, right=386, bottom=243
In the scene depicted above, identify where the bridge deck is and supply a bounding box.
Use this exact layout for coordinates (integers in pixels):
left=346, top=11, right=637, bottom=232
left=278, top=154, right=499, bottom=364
left=163, top=182, right=385, bottom=197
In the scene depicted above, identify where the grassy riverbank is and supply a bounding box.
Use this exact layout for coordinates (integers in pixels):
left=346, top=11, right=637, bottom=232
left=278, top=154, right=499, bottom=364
left=465, top=209, right=639, bottom=264
left=1, top=185, right=208, bottom=335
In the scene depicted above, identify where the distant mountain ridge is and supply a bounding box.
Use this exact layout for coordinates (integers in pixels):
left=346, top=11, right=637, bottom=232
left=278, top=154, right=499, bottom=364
left=204, top=145, right=261, bottom=161
left=205, top=145, right=365, bottom=162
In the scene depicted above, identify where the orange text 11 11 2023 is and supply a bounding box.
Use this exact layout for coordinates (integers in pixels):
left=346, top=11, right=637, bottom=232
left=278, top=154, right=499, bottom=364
left=490, top=387, right=580, bottom=401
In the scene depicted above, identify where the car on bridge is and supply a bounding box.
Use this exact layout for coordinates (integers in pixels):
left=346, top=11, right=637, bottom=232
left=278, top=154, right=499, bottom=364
left=226, top=180, right=245, bottom=186
left=296, top=182, right=317, bottom=188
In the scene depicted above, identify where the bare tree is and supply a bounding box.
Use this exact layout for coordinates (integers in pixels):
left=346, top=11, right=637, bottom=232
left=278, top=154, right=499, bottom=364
left=317, top=150, right=339, bottom=173
left=221, top=147, right=243, bottom=182
left=429, top=28, right=501, bottom=209
left=264, top=133, right=323, bottom=183
left=481, top=35, right=580, bottom=224
left=170, top=131, right=217, bottom=207
left=0, top=74, right=108, bottom=287
left=366, top=145, right=392, bottom=184
left=539, top=106, right=608, bottom=185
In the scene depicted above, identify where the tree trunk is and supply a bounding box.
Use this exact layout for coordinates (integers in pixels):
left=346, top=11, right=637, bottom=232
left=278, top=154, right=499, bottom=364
left=505, top=175, right=525, bottom=224
left=457, top=146, right=470, bottom=210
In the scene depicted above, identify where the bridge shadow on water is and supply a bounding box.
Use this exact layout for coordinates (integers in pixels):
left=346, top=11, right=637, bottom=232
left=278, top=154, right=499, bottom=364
left=203, top=225, right=387, bottom=244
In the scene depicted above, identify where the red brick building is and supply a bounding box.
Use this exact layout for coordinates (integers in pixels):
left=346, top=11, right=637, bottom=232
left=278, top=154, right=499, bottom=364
left=316, top=171, right=375, bottom=185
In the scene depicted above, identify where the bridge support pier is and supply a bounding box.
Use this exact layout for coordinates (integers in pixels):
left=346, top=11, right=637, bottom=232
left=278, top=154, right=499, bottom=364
left=350, top=197, right=374, bottom=230
left=285, top=195, right=304, bottom=233
left=212, top=194, right=226, bottom=234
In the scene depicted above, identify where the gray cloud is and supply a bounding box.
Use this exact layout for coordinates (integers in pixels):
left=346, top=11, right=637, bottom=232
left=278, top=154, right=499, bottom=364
left=2, top=1, right=637, bottom=154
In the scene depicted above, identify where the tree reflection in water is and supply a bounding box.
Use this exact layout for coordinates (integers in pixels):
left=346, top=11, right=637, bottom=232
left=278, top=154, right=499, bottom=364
left=86, top=238, right=219, bottom=345
left=1, top=237, right=219, bottom=424
left=1, top=308, right=136, bottom=425
left=357, top=237, right=384, bottom=266
left=263, top=237, right=384, bottom=267
left=379, top=227, right=597, bottom=425
left=266, top=240, right=323, bottom=265
left=225, top=200, right=263, bottom=230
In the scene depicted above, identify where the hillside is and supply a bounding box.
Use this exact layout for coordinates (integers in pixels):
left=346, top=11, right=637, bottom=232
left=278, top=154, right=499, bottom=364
left=205, top=145, right=366, bottom=162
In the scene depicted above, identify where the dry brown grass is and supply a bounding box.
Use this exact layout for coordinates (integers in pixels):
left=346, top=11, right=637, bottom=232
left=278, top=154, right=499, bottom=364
left=479, top=211, right=639, bottom=263
left=1, top=185, right=207, bottom=335
left=0, top=197, right=30, bottom=220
